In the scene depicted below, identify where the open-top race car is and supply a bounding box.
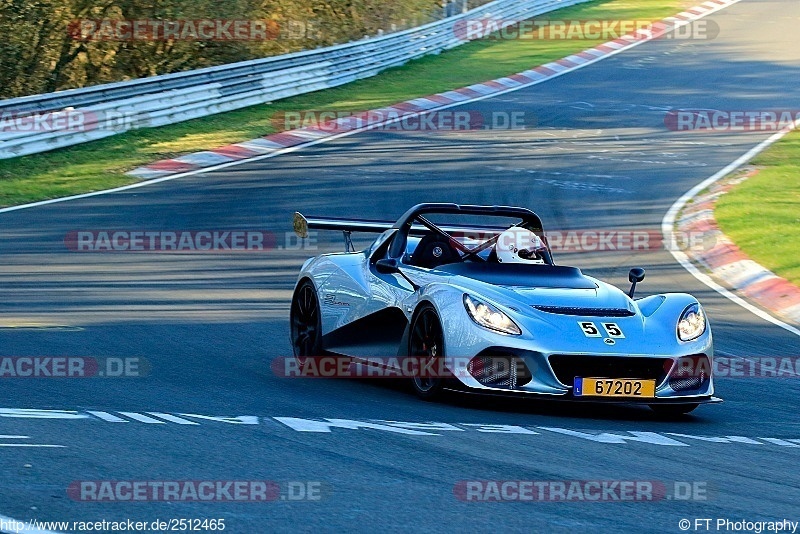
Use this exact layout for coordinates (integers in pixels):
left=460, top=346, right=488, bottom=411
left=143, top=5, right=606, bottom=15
left=289, top=203, right=719, bottom=414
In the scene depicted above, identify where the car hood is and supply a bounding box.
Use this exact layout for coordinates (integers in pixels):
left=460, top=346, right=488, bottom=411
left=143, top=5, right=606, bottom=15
left=434, top=263, right=597, bottom=290
left=435, top=263, right=637, bottom=319
left=506, top=284, right=635, bottom=315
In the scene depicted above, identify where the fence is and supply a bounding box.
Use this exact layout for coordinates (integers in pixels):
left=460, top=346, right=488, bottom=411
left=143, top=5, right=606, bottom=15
left=0, top=0, right=589, bottom=160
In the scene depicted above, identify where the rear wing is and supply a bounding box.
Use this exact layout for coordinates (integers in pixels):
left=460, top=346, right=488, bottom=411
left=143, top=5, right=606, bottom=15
left=293, top=203, right=548, bottom=256
left=293, top=212, right=511, bottom=252
left=293, top=212, right=509, bottom=237
left=293, top=212, right=394, bottom=238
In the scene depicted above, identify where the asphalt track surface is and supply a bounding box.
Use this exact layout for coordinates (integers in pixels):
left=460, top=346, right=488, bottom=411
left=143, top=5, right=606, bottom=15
left=1, top=1, right=800, bottom=532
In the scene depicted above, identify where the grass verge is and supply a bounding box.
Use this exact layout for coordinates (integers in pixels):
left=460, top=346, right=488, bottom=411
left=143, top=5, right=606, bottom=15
left=0, top=0, right=691, bottom=207
left=715, top=130, right=800, bottom=286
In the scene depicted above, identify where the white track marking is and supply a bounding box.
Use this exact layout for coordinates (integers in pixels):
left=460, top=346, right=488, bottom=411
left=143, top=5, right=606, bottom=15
left=116, top=412, right=166, bottom=424
left=0, top=436, right=64, bottom=448
left=0, top=0, right=743, bottom=216
left=86, top=411, right=128, bottom=422
left=0, top=445, right=64, bottom=448
left=661, top=123, right=800, bottom=338
left=146, top=412, right=199, bottom=425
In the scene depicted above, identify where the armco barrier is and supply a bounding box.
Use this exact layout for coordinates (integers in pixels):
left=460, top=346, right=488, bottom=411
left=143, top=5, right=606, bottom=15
left=0, top=0, right=589, bottom=160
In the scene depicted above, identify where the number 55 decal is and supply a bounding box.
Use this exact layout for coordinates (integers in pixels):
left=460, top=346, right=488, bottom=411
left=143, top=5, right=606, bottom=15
left=602, top=322, right=625, bottom=338
left=578, top=321, right=601, bottom=337
left=579, top=321, right=626, bottom=338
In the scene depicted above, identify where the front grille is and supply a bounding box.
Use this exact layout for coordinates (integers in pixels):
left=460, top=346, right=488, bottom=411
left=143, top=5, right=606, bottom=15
left=533, top=306, right=635, bottom=317
left=548, top=355, right=671, bottom=386
left=668, top=355, right=710, bottom=392
left=669, top=377, right=703, bottom=391
left=468, top=350, right=532, bottom=389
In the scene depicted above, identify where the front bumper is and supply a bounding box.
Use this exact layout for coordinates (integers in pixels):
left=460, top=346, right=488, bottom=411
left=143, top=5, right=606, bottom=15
left=443, top=383, right=723, bottom=405
left=445, top=348, right=717, bottom=402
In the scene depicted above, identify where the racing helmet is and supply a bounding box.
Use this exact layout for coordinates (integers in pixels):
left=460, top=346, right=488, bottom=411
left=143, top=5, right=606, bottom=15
left=495, top=227, right=546, bottom=264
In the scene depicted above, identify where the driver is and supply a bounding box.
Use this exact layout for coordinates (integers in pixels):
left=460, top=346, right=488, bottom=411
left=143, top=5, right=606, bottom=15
left=495, top=227, right=548, bottom=264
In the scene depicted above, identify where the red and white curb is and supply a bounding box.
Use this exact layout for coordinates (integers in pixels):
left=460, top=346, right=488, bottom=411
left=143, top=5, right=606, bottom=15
left=664, top=119, right=800, bottom=338
left=676, top=170, right=800, bottom=325
left=126, top=0, right=742, bottom=180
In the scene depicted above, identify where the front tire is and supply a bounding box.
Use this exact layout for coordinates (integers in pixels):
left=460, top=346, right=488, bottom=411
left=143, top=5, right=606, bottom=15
left=649, top=403, right=699, bottom=416
left=290, top=280, right=322, bottom=362
left=409, top=304, right=446, bottom=400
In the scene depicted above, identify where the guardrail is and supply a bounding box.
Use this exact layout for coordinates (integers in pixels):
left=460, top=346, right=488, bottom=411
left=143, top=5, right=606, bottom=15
left=0, top=0, right=589, bottom=160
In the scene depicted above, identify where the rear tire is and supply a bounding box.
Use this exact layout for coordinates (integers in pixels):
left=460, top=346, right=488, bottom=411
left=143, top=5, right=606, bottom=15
left=649, top=403, right=699, bottom=416
left=409, top=304, right=446, bottom=401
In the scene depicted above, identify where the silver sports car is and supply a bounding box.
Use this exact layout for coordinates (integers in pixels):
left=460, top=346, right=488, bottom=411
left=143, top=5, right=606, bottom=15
left=290, top=203, right=719, bottom=415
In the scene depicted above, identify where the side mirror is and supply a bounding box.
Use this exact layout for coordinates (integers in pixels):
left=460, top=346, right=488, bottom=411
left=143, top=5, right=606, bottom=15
left=375, top=258, right=401, bottom=275
left=374, top=258, right=419, bottom=291
left=628, top=267, right=645, bottom=298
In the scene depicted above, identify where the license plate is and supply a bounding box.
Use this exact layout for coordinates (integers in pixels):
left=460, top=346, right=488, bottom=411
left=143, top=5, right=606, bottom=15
left=574, top=377, right=656, bottom=398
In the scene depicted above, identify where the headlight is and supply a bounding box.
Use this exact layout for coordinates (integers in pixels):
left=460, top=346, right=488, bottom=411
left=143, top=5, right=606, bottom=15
left=677, top=303, right=706, bottom=341
left=463, top=294, right=521, bottom=335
